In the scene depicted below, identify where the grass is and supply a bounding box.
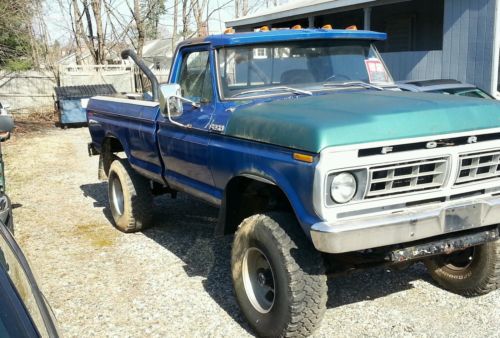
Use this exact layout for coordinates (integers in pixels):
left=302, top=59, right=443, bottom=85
left=74, top=223, right=118, bottom=248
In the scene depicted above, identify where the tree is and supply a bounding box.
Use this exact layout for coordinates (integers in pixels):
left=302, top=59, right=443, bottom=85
left=69, top=0, right=107, bottom=65
left=172, top=0, right=178, bottom=50
left=142, top=0, right=167, bottom=40
left=0, top=0, right=38, bottom=70
left=235, top=0, right=279, bottom=18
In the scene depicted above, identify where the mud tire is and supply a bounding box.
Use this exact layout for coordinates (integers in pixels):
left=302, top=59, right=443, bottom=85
left=424, top=240, right=500, bottom=296
left=107, top=159, right=153, bottom=232
left=231, top=212, right=327, bottom=337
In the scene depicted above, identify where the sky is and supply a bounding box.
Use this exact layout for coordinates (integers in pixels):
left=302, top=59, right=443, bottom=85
left=43, top=0, right=289, bottom=45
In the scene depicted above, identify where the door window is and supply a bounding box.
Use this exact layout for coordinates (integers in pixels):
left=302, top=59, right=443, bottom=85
left=178, top=50, right=213, bottom=103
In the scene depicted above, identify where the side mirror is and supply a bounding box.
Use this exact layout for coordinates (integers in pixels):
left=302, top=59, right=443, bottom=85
left=159, top=84, right=183, bottom=117
left=0, top=115, right=14, bottom=133
left=159, top=84, right=201, bottom=128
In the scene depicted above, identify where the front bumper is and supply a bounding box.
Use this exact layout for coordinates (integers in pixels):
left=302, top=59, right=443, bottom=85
left=310, top=195, right=500, bottom=253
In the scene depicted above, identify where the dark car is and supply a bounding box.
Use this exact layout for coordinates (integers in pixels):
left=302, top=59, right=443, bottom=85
left=0, top=218, right=59, bottom=337
left=397, top=79, right=494, bottom=99
left=0, top=114, right=58, bottom=337
left=0, top=109, right=15, bottom=232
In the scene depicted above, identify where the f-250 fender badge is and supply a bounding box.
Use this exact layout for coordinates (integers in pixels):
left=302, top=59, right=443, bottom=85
left=209, top=124, right=225, bottom=132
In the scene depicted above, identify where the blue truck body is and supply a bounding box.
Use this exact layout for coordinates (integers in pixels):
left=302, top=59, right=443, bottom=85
left=87, top=96, right=321, bottom=230
left=87, top=28, right=500, bottom=238
left=87, top=28, right=500, bottom=336
left=87, top=28, right=389, bottom=231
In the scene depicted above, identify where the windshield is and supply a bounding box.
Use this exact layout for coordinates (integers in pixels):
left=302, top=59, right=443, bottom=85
left=217, top=39, right=393, bottom=99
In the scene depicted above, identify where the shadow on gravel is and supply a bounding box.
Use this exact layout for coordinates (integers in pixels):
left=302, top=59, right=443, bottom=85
left=80, top=182, right=114, bottom=224
left=80, top=183, right=254, bottom=334
left=326, top=263, right=431, bottom=308
left=80, top=182, right=433, bottom=330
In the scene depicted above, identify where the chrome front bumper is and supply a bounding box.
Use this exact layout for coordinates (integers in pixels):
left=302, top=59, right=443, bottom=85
left=310, top=196, right=500, bottom=253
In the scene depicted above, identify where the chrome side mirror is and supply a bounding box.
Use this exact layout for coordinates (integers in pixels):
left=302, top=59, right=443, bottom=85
left=159, top=83, right=183, bottom=119
left=159, top=84, right=201, bottom=128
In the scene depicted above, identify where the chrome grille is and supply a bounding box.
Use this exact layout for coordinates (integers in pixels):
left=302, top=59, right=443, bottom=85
left=456, top=149, right=500, bottom=184
left=366, top=157, right=448, bottom=198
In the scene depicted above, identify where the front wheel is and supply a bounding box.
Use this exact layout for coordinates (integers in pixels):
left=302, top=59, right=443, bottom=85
left=424, top=240, right=499, bottom=296
left=231, top=213, right=327, bottom=337
left=107, top=159, right=153, bottom=232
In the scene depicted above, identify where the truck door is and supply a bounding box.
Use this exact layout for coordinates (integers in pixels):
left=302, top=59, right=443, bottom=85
left=157, top=45, right=217, bottom=198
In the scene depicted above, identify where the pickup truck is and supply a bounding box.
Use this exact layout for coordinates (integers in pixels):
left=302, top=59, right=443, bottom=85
left=87, top=28, right=500, bottom=337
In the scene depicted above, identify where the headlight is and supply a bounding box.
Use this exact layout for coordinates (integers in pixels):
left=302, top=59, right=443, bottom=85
left=330, top=172, right=357, bottom=203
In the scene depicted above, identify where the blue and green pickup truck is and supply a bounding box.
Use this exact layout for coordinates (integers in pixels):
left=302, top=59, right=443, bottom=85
left=87, top=28, right=500, bottom=337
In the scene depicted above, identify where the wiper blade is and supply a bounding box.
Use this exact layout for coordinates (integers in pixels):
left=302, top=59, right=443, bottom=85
left=323, top=81, right=384, bottom=91
left=232, top=86, right=313, bottom=98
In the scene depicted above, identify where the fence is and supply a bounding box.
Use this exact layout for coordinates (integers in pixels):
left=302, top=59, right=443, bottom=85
left=0, top=65, right=170, bottom=113
left=59, top=64, right=135, bottom=93
left=0, top=71, right=57, bottom=112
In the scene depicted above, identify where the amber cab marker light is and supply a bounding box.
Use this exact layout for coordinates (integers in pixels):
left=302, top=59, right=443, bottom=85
left=322, top=24, right=333, bottom=30
left=291, top=24, right=302, bottom=30
left=345, top=25, right=358, bottom=30
left=260, top=26, right=270, bottom=32
left=224, top=27, right=235, bottom=34
left=293, top=153, right=314, bottom=163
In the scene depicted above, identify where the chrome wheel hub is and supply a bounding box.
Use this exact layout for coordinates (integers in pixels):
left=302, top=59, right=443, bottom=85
left=445, top=247, right=475, bottom=270
left=242, top=247, right=276, bottom=314
left=111, top=176, right=124, bottom=216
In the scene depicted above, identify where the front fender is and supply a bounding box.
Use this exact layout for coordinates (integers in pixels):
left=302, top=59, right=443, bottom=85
left=211, top=135, right=322, bottom=233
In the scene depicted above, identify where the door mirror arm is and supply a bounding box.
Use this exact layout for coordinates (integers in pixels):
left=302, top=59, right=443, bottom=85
left=159, top=83, right=200, bottom=128
left=166, top=95, right=199, bottom=128
left=172, top=95, right=200, bottom=109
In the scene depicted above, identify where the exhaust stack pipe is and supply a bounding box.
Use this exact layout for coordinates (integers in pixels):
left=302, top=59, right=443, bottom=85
left=121, top=49, right=159, bottom=101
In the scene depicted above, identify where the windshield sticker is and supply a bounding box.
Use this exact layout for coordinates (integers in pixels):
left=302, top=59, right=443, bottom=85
left=365, top=59, right=389, bottom=83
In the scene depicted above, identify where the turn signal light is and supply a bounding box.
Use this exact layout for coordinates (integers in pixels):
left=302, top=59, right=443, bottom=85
left=260, top=26, right=270, bottom=32
left=322, top=24, right=333, bottom=30
left=291, top=24, right=302, bottom=30
left=346, top=25, right=358, bottom=30
left=293, top=153, right=314, bottom=163
left=224, top=27, right=235, bottom=34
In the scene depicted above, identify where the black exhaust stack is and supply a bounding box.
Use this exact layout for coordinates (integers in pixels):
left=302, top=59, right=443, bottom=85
left=121, top=49, right=159, bottom=101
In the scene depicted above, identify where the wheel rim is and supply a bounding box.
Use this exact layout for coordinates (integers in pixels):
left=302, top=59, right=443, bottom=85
left=242, top=247, right=276, bottom=314
left=443, top=247, right=475, bottom=271
left=110, top=175, right=124, bottom=216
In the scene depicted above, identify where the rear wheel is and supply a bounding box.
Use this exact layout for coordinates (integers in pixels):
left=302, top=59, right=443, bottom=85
left=107, top=159, right=153, bottom=232
left=424, top=240, right=500, bottom=296
left=231, top=213, right=327, bottom=337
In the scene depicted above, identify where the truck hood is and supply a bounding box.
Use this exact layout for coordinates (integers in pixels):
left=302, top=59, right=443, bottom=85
left=224, top=90, right=500, bottom=153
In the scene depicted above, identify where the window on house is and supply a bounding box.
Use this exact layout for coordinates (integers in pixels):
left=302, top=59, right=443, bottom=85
left=253, top=48, right=267, bottom=59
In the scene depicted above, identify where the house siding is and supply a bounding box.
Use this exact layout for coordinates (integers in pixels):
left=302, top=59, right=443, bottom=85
left=442, top=0, right=497, bottom=92
left=227, top=0, right=500, bottom=93
left=382, top=50, right=443, bottom=81
left=382, top=0, right=498, bottom=92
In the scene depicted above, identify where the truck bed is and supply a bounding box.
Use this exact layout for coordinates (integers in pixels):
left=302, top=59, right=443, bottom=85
left=87, top=96, right=164, bottom=182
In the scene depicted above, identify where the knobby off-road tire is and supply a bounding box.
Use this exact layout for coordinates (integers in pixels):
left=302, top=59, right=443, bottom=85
left=107, top=159, right=153, bottom=232
left=424, top=239, right=500, bottom=296
left=231, top=212, right=327, bottom=337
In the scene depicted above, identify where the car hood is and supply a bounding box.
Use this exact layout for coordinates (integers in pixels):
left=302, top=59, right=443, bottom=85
left=224, top=90, right=500, bottom=153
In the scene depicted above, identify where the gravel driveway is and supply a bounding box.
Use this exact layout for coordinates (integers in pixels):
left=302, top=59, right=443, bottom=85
left=3, top=126, right=500, bottom=337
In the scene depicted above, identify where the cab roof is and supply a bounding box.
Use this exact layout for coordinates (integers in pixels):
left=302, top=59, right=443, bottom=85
left=177, top=28, right=387, bottom=49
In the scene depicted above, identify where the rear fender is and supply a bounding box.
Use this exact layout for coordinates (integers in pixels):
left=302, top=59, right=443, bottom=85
left=98, top=134, right=125, bottom=180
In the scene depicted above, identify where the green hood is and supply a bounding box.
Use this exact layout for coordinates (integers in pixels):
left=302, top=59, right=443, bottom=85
left=225, top=91, right=500, bottom=153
